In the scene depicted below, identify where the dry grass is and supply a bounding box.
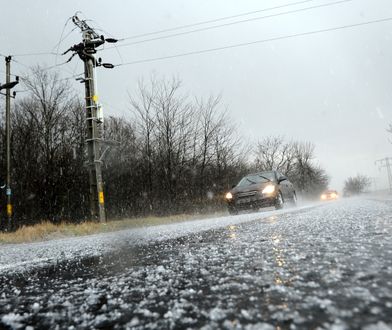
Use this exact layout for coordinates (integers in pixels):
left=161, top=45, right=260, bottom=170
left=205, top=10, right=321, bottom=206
left=0, top=212, right=225, bottom=244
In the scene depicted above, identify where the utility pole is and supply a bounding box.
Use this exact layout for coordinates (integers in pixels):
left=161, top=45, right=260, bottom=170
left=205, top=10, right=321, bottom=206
left=63, top=15, right=117, bottom=222
left=375, top=157, right=392, bottom=193
left=0, top=56, right=19, bottom=229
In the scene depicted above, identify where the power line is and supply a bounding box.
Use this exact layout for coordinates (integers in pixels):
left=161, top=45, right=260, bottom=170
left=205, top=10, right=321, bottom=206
left=10, top=56, right=79, bottom=78
left=0, top=70, right=25, bottom=80
left=9, top=45, right=72, bottom=59
left=110, top=0, right=354, bottom=50
left=10, top=18, right=77, bottom=58
left=6, top=19, right=80, bottom=78
left=118, top=0, right=324, bottom=41
left=9, top=51, right=58, bottom=57
left=3, top=0, right=347, bottom=61
left=56, top=72, right=84, bottom=82
left=87, top=22, right=125, bottom=63
left=40, top=61, right=72, bottom=72
left=52, top=17, right=73, bottom=52
left=1, top=72, right=83, bottom=93
left=9, top=58, right=30, bottom=70
left=5, top=21, right=78, bottom=59
left=11, top=89, right=30, bottom=94
left=115, top=17, right=392, bottom=67
left=3, top=56, right=70, bottom=77
left=2, top=58, right=82, bottom=86
left=53, top=20, right=78, bottom=66
left=0, top=62, right=28, bottom=80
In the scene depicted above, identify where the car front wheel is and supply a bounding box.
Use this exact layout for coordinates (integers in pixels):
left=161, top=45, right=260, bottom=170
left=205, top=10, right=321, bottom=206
left=228, top=207, right=238, bottom=215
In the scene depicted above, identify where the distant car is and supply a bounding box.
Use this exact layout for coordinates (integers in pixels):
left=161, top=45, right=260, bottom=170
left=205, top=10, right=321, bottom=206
left=225, top=170, right=297, bottom=215
left=320, top=190, right=338, bottom=201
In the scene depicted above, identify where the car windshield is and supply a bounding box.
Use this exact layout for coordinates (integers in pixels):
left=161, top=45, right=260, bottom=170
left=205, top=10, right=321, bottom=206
left=237, top=171, right=275, bottom=187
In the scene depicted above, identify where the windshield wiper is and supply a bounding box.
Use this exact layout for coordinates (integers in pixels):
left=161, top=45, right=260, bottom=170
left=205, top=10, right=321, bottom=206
left=246, top=178, right=257, bottom=184
left=257, top=174, right=272, bottom=182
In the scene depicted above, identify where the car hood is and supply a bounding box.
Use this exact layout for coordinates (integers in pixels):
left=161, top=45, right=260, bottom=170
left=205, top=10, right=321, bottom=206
left=231, top=181, right=276, bottom=194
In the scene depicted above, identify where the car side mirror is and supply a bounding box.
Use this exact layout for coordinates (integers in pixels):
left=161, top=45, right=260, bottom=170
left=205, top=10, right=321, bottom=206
left=231, top=184, right=236, bottom=188
left=278, top=176, right=287, bottom=183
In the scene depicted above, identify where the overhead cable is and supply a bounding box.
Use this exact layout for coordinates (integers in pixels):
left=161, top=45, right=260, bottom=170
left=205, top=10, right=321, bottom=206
left=115, top=17, right=392, bottom=67
left=118, top=0, right=325, bottom=41
left=110, top=0, right=354, bottom=49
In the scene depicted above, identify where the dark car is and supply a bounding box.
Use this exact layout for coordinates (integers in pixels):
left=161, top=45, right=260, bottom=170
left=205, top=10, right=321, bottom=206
left=225, top=170, right=297, bottom=215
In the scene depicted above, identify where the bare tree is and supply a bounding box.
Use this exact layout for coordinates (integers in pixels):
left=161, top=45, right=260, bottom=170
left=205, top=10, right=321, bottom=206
left=0, top=66, right=88, bottom=224
left=153, top=77, right=193, bottom=207
left=254, top=137, right=296, bottom=174
left=254, top=137, right=329, bottom=196
left=102, top=116, right=140, bottom=217
left=343, top=174, right=371, bottom=195
left=129, top=78, right=157, bottom=198
left=127, top=75, right=247, bottom=214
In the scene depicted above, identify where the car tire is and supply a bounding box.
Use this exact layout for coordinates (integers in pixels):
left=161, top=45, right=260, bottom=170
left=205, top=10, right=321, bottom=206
left=275, top=191, right=284, bottom=210
left=228, top=207, right=238, bottom=215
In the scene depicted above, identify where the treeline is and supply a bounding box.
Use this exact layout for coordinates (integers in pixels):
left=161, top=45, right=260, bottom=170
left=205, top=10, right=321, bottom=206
left=103, top=77, right=245, bottom=218
left=0, top=67, right=89, bottom=226
left=253, top=136, right=329, bottom=195
left=0, top=68, right=328, bottom=227
left=343, top=174, right=371, bottom=195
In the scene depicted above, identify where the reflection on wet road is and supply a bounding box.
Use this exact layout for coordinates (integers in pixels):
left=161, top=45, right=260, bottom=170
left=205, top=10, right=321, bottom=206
left=1, top=197, right=392, bottom=329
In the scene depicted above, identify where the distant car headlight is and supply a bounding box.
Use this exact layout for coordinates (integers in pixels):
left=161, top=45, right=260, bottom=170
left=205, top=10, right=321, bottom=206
left=262, top=184, right=275, bottom=194
left=331, top=193, right=337, bottom=198
left=321, top=194, right=327, bottom=200
left=225, top=192, right=233, bottom=200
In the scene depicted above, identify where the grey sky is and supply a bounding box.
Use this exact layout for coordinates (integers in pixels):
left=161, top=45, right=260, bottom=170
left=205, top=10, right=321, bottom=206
left=1, top=0, right=392, bottom=191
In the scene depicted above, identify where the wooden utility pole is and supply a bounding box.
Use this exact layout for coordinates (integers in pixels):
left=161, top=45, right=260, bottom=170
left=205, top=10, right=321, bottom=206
left=63, top=15, right=117, bottom=222
left=0, top=56, right=18, bottom=229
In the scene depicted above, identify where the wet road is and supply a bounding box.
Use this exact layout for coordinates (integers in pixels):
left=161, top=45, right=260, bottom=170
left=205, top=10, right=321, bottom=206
left=1, top=197, right=392, bottom=329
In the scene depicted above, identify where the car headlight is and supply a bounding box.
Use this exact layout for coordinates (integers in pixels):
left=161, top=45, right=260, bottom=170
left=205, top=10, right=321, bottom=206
left=321, top=194, right=327, bottom=200
left=331, top=193, right=337, bottom=198
left=225, top=192, right=233, bottom=200
left=262, top=185, right=275, bottom=194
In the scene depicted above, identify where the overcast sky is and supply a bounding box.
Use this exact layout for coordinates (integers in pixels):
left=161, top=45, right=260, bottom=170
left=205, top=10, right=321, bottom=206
left=1, top=0, right=392, bottom=191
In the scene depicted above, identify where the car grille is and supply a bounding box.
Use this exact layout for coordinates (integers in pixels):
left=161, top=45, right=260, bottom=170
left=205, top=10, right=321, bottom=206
left=235, top=191, right=259, bottom=204
left=236, top=191, right=257, bottom=198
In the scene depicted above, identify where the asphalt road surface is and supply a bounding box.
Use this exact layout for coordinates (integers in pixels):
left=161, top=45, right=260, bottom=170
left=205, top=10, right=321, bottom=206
left=1, top=196, right=392, bottom=329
